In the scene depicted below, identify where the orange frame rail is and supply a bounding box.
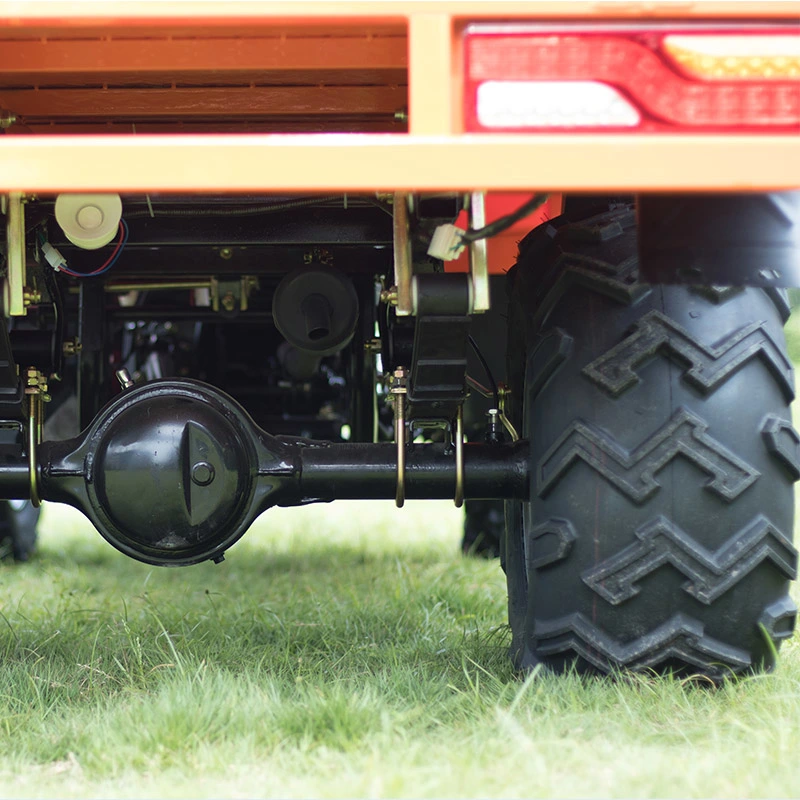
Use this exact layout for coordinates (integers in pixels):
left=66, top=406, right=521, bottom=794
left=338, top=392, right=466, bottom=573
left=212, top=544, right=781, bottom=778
left=0, top=0, right=798, bottom=193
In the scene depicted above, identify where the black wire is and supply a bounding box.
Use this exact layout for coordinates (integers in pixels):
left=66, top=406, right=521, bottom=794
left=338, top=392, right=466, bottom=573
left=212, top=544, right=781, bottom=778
left=460, top=193, right=549, bottom=243
left=468, top=335, right=499, bottom=409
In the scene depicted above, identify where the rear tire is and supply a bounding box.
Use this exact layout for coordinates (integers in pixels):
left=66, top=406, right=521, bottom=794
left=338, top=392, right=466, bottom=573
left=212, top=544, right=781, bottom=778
left=0, top=500, right=39, bottom=562
left=463, top=500, right=503, bottom=558
left=505, top=205, right=798, bottom=679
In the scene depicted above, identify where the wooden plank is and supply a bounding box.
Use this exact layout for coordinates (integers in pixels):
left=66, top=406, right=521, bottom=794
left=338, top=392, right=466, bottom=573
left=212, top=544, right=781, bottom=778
left=0, top=85, right=407, bottom=118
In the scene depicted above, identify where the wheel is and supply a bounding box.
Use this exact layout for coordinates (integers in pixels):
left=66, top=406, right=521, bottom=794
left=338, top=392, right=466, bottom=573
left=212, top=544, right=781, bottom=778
left=504, top=204, right=798, bottom=679
left=0, top=500, right=39, bottom=562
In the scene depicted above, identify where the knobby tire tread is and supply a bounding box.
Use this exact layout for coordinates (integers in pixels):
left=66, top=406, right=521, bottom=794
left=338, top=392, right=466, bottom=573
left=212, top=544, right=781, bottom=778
left=505, top=206, right=797, bottom=678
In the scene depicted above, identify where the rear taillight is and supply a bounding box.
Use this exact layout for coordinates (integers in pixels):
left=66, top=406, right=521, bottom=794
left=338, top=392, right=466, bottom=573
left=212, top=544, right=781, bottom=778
left=464, top=24, right=800, bottom=132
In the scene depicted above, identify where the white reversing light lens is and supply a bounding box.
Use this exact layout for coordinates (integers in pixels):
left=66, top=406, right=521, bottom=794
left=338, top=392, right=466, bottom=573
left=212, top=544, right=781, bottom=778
left=476, top=80, right=641, bottom=128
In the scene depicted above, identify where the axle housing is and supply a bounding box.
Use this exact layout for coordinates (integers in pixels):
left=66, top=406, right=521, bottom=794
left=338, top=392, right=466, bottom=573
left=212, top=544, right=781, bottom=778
left=30, top=379, right=528, bottom=565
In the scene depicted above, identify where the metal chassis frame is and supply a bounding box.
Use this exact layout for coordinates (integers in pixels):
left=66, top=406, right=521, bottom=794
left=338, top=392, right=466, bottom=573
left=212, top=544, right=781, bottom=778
left=0, top=1, right=798, bottom=194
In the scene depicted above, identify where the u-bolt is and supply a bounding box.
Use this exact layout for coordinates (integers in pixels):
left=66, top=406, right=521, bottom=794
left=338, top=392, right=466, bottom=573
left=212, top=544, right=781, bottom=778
left=454, top=405, right=464, bottom=508
left=390, top=367, right=408, bottom=508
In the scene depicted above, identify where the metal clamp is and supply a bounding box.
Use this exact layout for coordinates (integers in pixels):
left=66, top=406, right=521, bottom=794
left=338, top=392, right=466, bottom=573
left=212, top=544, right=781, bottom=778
left=392, top=192, right=413, bottom=316
left=4, top=192, right=27, bottom=317
left=390, top=367, right=408, bottom=508
left=454, top=405, right=464, bottom=508
left=24, top=367, right=49, bottom=508
left=468, top=192, right=489, bottom=314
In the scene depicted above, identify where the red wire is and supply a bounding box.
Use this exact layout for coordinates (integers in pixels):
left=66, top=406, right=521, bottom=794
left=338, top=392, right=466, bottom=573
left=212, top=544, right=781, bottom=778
left=60, top=222, right=125, bottom=278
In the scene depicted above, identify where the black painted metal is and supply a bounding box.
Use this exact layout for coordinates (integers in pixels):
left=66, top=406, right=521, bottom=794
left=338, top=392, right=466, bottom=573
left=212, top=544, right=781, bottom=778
left=64, top=246, right=392, bottom=279
left=297, top=441, right=528, bottom=501
left=408, top=273, right=472, bottom=422
left=0, top=318, right=23, bottom=420
left=349, top=278, right=378, bottom=443
left=273, top=266, right=359, bottom=355
left=109, top=308, right=275, bottom=323
left=41, top=266, right=65, bottom=380
left=50, top=207, right=393, bottom=248
left=33, top=378, right=527, bottom=567
left=77, top=282, right=108, bottom=430
left=9, top=330, right=55, bottom=372
left=0, top=424, right=30, bottom=497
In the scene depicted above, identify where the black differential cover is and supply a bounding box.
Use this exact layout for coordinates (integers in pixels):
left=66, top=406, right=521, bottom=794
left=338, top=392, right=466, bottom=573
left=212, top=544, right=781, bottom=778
left=96, top=396, right=250, bottom=555
left=39, top=380, right=285, bottom=566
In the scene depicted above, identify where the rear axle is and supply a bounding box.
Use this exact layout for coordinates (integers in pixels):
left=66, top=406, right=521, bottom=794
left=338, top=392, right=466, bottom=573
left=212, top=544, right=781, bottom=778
left=0, top=378, right=527, bottom=566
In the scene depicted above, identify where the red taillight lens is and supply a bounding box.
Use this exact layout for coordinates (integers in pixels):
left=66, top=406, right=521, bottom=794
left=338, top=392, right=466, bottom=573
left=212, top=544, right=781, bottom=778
left=464, top=25, right=800, bottom=132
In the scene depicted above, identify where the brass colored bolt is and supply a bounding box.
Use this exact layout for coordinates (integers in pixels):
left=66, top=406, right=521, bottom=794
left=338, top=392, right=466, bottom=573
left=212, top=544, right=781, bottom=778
left=22, top=289, right=41, bottom=307
left=221, top=292, right=236, bottom=312
left=219, top=247, right=233, bottom=260
left=380, top=287, right=398, bottom=306
left=0, top=112, right=16, bottom=129
left=390, top=366, right=408, bottom=392
left=303, top=247, right=333, bottom=266
left=24, top=367, right=48, bottom=399
left=394, top=108, right=408, bottom=123
left=62, top=338, right=83, bottom=356
left=364, top=338, right=382, bottom=354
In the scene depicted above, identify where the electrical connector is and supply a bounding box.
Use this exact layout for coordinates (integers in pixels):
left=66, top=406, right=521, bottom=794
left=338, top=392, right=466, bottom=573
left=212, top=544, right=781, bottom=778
left=41, top=242, right=67, bottom=271
left=427, top=224, right=467, bottom=261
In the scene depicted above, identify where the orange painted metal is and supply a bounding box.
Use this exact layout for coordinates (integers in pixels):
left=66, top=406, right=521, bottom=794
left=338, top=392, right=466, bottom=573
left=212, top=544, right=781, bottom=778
left=408, top=13, right=461, bottom=135
left=1, top=134, right=798, bottom=193
left=0, top=1, right=797, bottom=24
left=0, top=1, right=797, bottom=193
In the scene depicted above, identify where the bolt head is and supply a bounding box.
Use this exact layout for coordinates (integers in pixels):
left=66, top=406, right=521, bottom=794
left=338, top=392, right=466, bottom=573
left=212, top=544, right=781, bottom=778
left=380, top=288, right=398, bottom=306
left=191, top=461, right=216, bottom=487
left=221, top=293, right=236, bottom=311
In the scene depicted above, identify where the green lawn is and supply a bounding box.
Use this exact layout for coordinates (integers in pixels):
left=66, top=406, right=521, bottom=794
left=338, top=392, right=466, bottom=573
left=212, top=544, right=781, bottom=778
left=1, top=499, right=800, bottom=798
left=1, top=316, right=800, bottom=797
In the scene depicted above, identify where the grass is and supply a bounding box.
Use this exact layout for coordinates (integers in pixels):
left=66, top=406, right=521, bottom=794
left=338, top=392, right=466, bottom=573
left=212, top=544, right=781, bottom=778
left=1, top=501, right=800, bottom=799
left=1, top=312, right=800, bottom=798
